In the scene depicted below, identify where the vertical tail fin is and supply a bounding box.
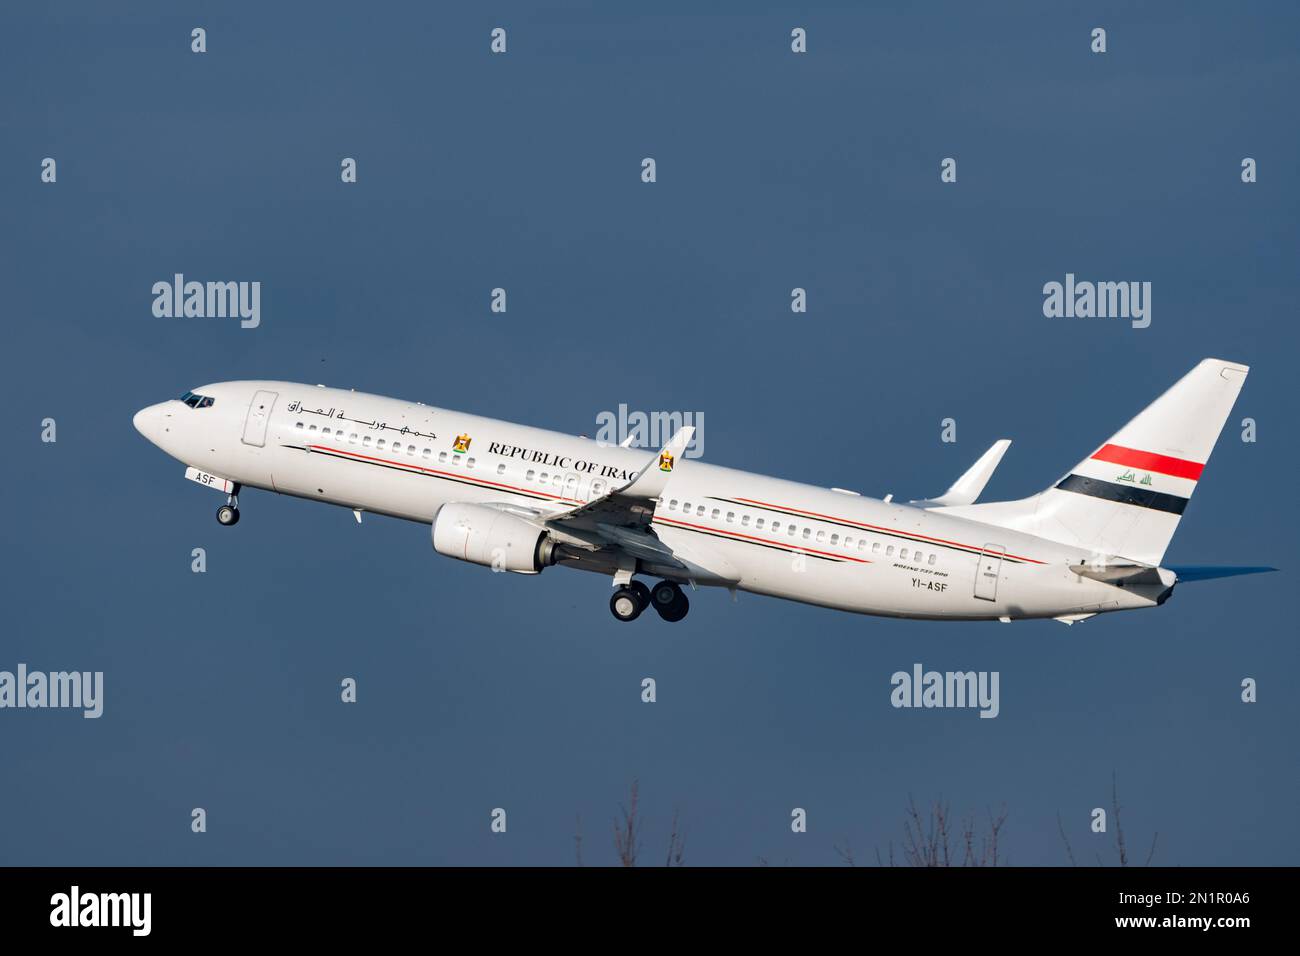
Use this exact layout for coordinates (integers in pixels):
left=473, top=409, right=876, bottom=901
left=937, top=359, right=1249, bottom=565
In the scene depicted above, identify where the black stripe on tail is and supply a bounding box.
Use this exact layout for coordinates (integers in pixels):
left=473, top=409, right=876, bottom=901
left=1054, top=474, right=1188, bottom=515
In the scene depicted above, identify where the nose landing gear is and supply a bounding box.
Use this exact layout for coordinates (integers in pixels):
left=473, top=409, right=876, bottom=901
left=216, top=490, right=241, bottom=526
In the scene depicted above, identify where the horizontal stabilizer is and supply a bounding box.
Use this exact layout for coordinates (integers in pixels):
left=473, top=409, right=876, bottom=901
left=912, top=439, right=1011, bottom=508
left=1070, top=563, right=1167, bottom=587
left=1167, top=565, right=1278, bottom=583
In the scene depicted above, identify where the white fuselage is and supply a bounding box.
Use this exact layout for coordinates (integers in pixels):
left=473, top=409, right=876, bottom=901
left=133, top=381, right=1166, bottom=621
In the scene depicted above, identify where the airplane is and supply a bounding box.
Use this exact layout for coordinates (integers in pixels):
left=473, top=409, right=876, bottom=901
left=132, top=358, right=1274, bottom=625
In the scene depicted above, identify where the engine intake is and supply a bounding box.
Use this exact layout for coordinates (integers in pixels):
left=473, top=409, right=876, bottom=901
left=432, top=502, right=557, bottom=574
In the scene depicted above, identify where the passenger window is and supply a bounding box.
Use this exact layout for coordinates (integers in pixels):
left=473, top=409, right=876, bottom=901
left=422, top=448, right=431, bottom=458
left=526, top=470, right=536, bottom=481
left=859, top=540, right=867, bottom=551
left=816, top=530, right=826, bottom=543
left=376, top=439, right=386, bottom=449
left=887, top=546, right=895, bottom=557
left=362, top=436, right=372, bottom=447
left=741, top=515, right=750, bottom=527
left=726, top=512, right=735, bottom=523
left=349, top=434, right=358, bottom=444
left=928, top=553, right=936, bottom=566
left=407, top=444, right=416, bottom=455
left=681, top=502, right=690, bottom=512
left=802, top=528, right=811, bottom=540
left=756, top=518, right=765, bottom=530
left=309, top=424, right=318, bottom=432
left=771, top=522, right=780, bottom=533
left=439, top=452, right=448, bottom=463
left=696, top=505, right=705, bottom=516
left=710, top=508, right=720, bottom=519
left=467, top=458, right=475, bottom=469
left=496, top=463, right=506, bottom=475
left=788, top=525, right=796, bottom=536
left=830, top=534, right=839, bottom=545
left=900, top=548, right=909, bottom=560
left=540, top=472, right=549, bottom=483
left=872, top=542, right=881, bottom=553
left=669, top=499, right=678, bottom=509
left=295, top=422, right=303, bottom=430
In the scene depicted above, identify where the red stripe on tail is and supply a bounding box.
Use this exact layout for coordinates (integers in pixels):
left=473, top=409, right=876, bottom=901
left=1090, top=443, right=1204, bottom=481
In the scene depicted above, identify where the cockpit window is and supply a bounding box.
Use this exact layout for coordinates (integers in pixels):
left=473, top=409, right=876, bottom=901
left=179, top=390, right=215, bottom=409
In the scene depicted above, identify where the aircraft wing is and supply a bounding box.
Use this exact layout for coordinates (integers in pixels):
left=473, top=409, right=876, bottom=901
left=540, top=426, right=740, bottom=582
left=544, top=426, right=694, bottom=532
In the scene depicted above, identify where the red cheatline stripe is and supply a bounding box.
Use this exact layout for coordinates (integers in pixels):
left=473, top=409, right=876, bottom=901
left=655, top=515, right=870, bottom=563
left=307, top=444, right=583, bottom=503
left=732, top=496, right=1046, bottom=565
left=1089, top=444, right=1204, bottom=481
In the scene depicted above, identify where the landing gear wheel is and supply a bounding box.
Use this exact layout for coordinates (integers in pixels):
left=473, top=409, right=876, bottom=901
left=629, top=580, right=651, bottom=608
left=610, top=587, right=645, bottom=622
left=651, top=580, right=690, bottom=622
left=216, top=505, right=240, bottom=526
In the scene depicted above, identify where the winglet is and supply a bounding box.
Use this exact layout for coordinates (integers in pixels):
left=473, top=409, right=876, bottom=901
left=616, top=426, right=694, bottom=500
left=910, top=439, right=1011, bottom=508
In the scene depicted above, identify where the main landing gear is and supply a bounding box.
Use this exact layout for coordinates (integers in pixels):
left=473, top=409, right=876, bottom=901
left=216, top=490, right=241, bottom=526
left=609, top=579, right=690, bottom=623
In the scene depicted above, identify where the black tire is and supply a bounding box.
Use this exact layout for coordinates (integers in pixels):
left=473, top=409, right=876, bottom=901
left=610, top=587, right=643, bottom=622
left=652, top=581, right=689, bottom=622
left=629, top=580, right=651, bottom=610
left=650, top=580, right=680, bottom=609
left=216, top=505, right=239, bottom=526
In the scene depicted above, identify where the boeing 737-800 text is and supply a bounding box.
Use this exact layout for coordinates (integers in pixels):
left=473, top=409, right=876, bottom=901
left=132, top=358, right=1272, bottom=624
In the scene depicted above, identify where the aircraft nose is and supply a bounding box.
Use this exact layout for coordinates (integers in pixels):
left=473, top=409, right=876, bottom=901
left=132, top=402, right=167, bottom=444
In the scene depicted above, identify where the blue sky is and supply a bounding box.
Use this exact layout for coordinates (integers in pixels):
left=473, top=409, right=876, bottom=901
left=1, top=1, right=1296, bottom=865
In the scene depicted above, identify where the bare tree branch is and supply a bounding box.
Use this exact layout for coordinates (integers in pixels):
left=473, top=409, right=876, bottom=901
left=613, top=779, right=641, bottom=867
left=1056, top=811, right=1078, bottom=867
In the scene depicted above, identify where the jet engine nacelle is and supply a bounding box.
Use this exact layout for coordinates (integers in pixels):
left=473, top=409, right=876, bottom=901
left=431, top=502, right=558, bottom=574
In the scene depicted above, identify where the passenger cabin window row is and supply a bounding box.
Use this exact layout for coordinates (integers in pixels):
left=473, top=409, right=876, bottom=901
left=291, top=422, right=613, bottom=503
left=662, top=498, right=939, bottom=566
left=293, top=421, right=475, bottom=469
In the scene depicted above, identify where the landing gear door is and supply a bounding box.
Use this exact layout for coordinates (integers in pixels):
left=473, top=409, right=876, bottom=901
left=974, top=544, right=1005, bottom=601
left=241, top=390, right=278, bottom=447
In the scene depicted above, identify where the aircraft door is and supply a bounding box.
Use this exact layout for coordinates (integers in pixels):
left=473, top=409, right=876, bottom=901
left=241, top=390, right=278, bottom=447
left=974, top=544, right=1005, bottom=601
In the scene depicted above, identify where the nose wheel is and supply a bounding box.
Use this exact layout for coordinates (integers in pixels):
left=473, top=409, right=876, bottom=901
left=216, top=492, right=240, bottom=526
